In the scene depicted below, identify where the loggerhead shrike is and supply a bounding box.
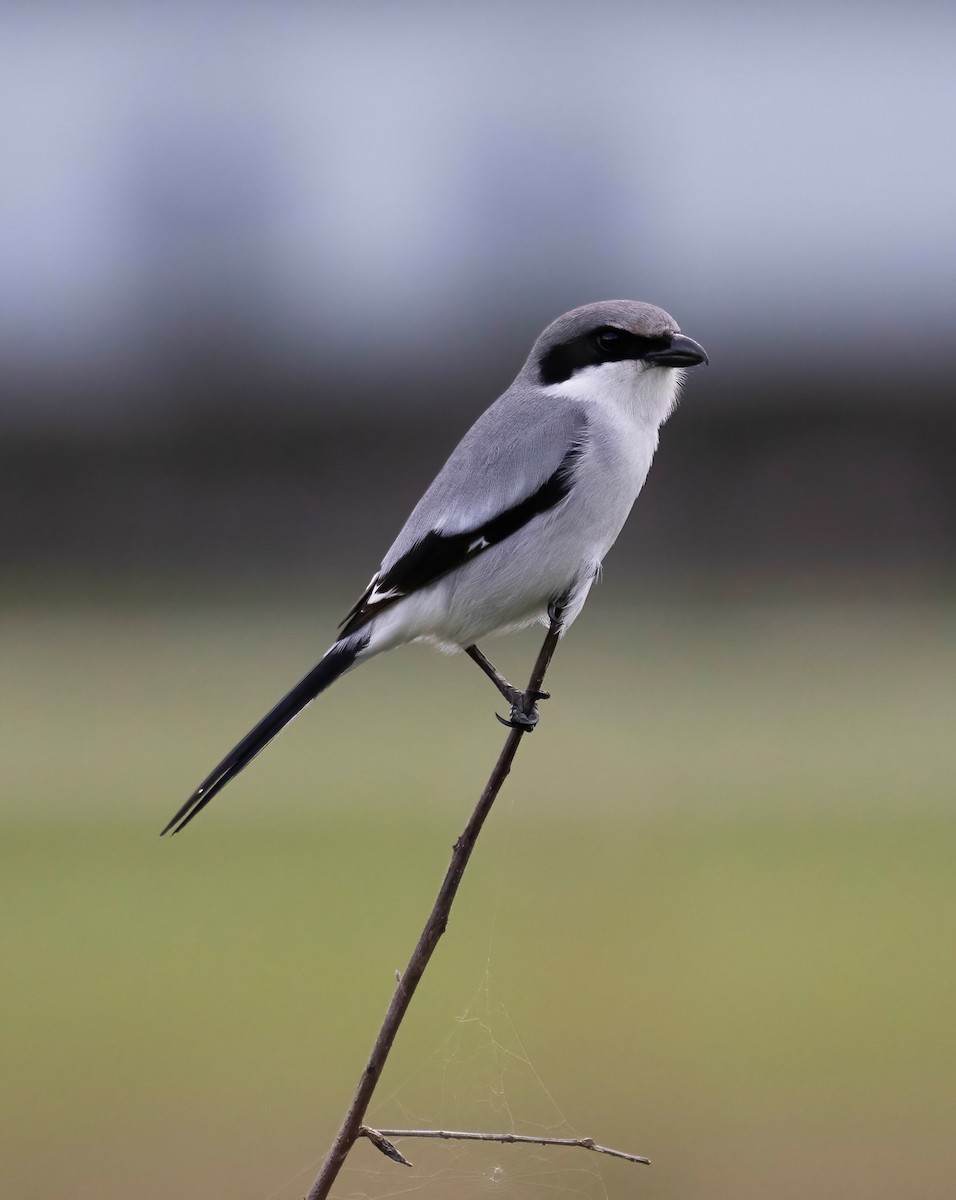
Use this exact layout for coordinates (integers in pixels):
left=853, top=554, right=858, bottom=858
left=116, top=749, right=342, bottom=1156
left=162, top=300, right=707, bottom=834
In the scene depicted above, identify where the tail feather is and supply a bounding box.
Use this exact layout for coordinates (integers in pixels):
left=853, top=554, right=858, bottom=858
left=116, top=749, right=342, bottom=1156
left=161, top=637, right=366, bottom=836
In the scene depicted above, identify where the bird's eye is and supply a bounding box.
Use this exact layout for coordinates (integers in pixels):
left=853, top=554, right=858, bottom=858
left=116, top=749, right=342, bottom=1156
left=595, top=329, right=622, bottom=354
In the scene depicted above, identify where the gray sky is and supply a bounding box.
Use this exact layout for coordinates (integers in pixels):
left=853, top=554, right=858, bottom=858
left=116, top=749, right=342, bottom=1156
left=1, top=1, right=953, bottom=425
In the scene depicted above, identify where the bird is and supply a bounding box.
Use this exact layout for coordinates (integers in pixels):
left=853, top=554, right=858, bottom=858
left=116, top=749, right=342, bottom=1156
left=162, top=300, right=708, bottom=835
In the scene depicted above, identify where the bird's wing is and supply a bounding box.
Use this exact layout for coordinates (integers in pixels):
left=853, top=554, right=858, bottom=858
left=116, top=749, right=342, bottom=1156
left=338, top=396, right=589, bottom=638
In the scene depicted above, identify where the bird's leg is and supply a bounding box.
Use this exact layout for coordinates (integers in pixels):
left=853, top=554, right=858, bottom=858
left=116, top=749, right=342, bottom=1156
left=465, top=645, right=550, bottom=732
left=465, top=597, right=567, bottom=733
left=546, top=596, right=567, bottom=627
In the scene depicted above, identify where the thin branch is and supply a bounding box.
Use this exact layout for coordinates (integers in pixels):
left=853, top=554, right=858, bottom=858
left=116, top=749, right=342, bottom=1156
left=362, top=1126, right=651, bottom=1167
left=304, top=612, right=564, bottom=1200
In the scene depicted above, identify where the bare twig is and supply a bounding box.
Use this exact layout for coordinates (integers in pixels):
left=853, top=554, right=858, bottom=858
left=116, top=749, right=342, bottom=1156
left=305, top=613, right=564, bottom=1200
left=361, top=1126, right=651, bottom=1167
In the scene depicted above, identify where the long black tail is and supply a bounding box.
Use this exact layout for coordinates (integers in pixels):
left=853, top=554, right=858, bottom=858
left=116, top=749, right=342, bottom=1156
left=161, top=636, right=366, bottom=836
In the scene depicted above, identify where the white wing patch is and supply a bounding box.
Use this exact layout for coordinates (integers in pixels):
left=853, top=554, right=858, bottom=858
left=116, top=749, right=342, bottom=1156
left=468, top=536, right=490, bottom=553
left=367, top=581, right=402, bottom=605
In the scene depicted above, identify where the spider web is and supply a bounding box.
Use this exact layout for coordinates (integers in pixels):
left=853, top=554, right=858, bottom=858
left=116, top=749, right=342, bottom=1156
left=264, top=800, right=621, bottom=1200
left=335, top=797, right=613, bottom=1200
left=337, top=970, right=612, bottom=1200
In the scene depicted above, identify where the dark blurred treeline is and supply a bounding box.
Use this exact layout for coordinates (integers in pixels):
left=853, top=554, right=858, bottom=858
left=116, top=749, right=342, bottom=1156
left=6, top=359, right=954, bottom=597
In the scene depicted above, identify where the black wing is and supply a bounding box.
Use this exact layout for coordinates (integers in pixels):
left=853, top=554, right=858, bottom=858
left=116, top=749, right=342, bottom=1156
left=338, top=438, right=585, bottom=639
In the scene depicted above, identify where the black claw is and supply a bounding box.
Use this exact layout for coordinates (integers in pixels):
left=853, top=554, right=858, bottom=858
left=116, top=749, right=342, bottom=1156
left=495, top=703, right=540, bottom=732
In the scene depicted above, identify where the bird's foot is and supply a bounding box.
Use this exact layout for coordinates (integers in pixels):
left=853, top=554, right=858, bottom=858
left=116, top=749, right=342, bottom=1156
left=495, top=689, right=551, bottom=732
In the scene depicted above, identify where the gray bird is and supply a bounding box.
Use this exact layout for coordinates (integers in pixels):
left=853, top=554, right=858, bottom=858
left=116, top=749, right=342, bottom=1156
left=162, top=300, right=708, bottom=834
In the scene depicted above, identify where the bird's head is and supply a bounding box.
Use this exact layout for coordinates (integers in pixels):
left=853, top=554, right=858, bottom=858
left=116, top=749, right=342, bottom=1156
left=526, top=299, right=708, bottom=426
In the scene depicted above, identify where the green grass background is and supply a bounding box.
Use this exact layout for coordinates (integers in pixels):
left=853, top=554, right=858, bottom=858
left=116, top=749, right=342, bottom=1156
left=2, top=597, right=954, bottom=1199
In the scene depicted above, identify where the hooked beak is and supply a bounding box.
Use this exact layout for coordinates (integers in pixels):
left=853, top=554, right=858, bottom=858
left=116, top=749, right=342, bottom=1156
left=644, top=333, right=709, bottom=368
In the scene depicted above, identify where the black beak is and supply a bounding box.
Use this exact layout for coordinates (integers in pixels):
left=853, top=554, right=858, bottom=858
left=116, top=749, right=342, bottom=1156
left=644, top=333, right=709, bottom=368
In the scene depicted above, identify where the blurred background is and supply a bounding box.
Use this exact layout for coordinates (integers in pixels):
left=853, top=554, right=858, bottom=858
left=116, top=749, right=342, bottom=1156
left=2, top=2, right=955, bottom=1198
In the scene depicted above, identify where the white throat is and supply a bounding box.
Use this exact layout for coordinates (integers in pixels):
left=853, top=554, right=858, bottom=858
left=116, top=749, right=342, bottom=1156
left=544, top=361, right=684, bottom=429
